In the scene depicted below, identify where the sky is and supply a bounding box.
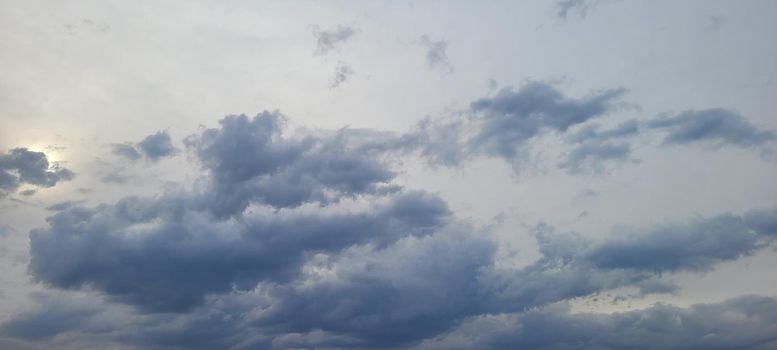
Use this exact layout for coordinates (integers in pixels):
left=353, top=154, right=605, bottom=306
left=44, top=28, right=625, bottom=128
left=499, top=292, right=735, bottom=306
left=1, top=0, right=777, bottom=349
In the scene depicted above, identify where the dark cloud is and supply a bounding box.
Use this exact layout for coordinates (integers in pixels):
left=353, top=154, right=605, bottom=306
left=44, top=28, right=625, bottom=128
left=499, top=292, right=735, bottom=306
left=647, top=108, right=775, bottom=149
left=0, top=148, right=75, bottom=195
left=419, top=35, right=453, bottom=72
left=28, top=190, right=449, bottom=312
left=421, top=295, right=777, bottom=350
left=312, top=25, right=356, bottom=54
left=520, top=211, right=773, bottom=274
left=137, top=131, right=177, bottom=160
left=0, top=293, right=111, bottom=341
left=9, top=108, right=777, bottom=348
left=744, top=208, right=777, bottom=236
left=13, top=204, right=777, bottom=348
left=186, top=112, right=403, bottom=217
left=112, top=131, right=177, bottom=161
left=466, top=82, right=626, bottom=169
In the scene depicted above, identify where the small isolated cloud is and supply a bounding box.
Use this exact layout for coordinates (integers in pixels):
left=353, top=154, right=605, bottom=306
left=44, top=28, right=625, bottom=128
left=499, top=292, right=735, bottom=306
left=112, top=131, right=177, bottom=162
left=419, top=35, right=453, bottom=72
left=0, top=148, right=75, bottom=196
left=330, top=61, right=354, bottom=88
left=556, top=0, right=598, bottom=20
left=312, top=25, right=356, bottom=55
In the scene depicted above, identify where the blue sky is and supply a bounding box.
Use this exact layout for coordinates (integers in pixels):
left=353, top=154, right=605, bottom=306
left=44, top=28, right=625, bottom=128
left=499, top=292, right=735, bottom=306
left=1, top=1, right=776, bottom=349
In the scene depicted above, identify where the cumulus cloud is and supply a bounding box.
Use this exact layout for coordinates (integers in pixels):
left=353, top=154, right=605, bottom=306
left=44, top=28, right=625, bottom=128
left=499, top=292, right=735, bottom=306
left=186, top=112, right=404, bottom=217
left=111, top=131, right=177, bottom=162
left=0, top=148, right=75, bottom=195
left=312, top=25, right=356, bottom=54
left=7, top=108, right=777, bottom=348
left=419, top=35, right=453, bottom=72
left=18, top=173, right=777, bottom=347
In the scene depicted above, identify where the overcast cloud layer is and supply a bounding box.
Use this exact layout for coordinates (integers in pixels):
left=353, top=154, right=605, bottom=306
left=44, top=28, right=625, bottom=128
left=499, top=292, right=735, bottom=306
left=1, top=1, right=776, bottom=349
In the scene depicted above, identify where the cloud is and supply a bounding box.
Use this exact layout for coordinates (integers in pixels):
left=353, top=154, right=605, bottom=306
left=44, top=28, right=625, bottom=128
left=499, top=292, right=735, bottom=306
left=585, top=213, right=765, bottom=272
left=9, top=109, right=777, bottom=348
left=418, top=295, right=777, bottom=350
left=556, top=0, right=597, bottom=20
left=647, top=108, right=775, bottom=149
left=112, top=131, right=177, bottom=161
left=312, top=25, right=356, bottom=54
left=466, top=82, right=627, bottom=170
left=410, top=87, right=772, bottom=175
left=137, top=131, right=177, bottom=160
left=0, top=148, right=75, bottom=195
left=330, top=61, right=354, bottom=88
left=110, top=143, right=141, bottom=160
left=744, top=207, right=777, bottom=236
left=558, top=141, right=633, bottom=174
left=13, top=202, right=777, bottom=348
left=28, top=112, right=449, bottom=313
left=186, top=112, right=403, bottom=217
left=419, top=35, right=453, bottom=72
left=28, top=190, right=449, bottom=313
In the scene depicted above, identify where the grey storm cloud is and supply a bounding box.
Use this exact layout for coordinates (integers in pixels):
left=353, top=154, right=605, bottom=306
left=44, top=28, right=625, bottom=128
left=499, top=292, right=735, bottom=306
left=419, top=35, right=453, bottom=72
left=584, top=213, right=765, bottom=272
left=185, top=111, right=403, bottom=217
left=0, top=148, right=74, bottom=195
left=27, top=112, right=448, bottom=313
left=8, top=108, right=777, bottom=348
left=28, top=190, right=449, bottom=313
left=111, top=130, right=177, bottom=161
left=16, top=206, right=777, bottom=348
left=420, top=295, right=777, bottom=350
left=312, top=25, right=356, bottom=54
left=647, top=108, right=775, bottom=149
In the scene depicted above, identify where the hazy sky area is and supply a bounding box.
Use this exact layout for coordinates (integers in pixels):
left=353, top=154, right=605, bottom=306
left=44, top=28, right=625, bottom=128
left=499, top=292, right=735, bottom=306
left=1, top=1, right=777, bottom=349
